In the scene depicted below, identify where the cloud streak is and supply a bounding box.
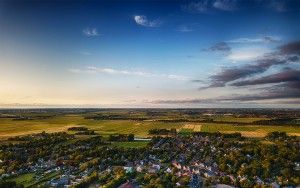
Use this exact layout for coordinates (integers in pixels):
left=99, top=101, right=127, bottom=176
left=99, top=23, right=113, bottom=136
left=227, top=36, right=281, bottom=44
left=69, top=66, right=188, bottom=81
left=82, top=28, right=99, bottom=37
left=231, top=69, right=300, bottom=87
left=152, top=80, right=300, bottom=104
left=204, top=42, right=231, bottom=54
left=133, top=15, right=161, bottom=27
left=182, top=0, right=237, bottom=13
left=213, top=0, right=237, bottom=11
left=202, top=41, right=300, bottom=88
left=182, top=0, right=297, bottom=14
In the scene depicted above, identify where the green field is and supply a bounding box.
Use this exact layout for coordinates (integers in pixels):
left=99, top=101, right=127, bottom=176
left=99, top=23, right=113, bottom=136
left=207, top=116, right=269, bottom=123
left=6, top=172, right=59, bottom=188
left=201, top=123, right=300, bottom=137
left=7, top=173, right=35, bottom=187
left=111, top=141, right=149, bottom=148
left=0, top=115, right=299, bottom=139
left=0, top=115, right=184, bottom=139
left=178, top=128, right=193, bottom=136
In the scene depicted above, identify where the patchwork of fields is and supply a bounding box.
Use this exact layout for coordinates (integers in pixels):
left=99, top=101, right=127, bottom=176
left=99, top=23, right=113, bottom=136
left=0, top=115, right=299, bottom=139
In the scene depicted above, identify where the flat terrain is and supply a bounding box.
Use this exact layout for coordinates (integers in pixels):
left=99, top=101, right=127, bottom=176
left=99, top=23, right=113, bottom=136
left=201, top=123, right=300, bottom=137
left=0, top=114, right=299, bottom=139
left=0, top=115, right=184, bottom=139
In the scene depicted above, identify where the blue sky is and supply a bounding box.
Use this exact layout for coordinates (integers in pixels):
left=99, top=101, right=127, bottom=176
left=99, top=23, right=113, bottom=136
left=0, top=0, right=299, bottom=108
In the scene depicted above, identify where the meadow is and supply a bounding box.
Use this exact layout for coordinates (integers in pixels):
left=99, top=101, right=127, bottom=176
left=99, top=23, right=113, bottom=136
left=6, top=172, right=59, bottom=188
left=0, top=115, right=184, bottom=139
left=200, top=123, right=300, bottom=137
left=0, top=114, right=299, bottom=139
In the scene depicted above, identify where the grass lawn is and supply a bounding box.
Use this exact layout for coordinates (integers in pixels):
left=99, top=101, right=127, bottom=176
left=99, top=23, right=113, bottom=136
left=6, top=172, right=60, bottom=188
left=178, top=128, right=193, bottom=136
left=30, top=171, right=60, bottom=187
left=6, top=173, right=35, bottom=187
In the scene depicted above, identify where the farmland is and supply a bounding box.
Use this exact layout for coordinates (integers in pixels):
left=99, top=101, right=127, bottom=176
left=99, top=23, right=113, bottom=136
left=0, top=108, right=299, bottom=140
left=0, top=116, right=184, bottom=139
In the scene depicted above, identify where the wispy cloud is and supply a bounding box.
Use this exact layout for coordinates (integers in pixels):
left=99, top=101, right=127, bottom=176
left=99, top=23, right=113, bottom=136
left=228, top=36, right=281, bottom=44
left=182, top=0, right=296, bottom=14
left=182, top=0, right=238, bottom=13
left=69, top=66, right=188, bottom=81
left=204, top=42, right=231, bottom=54
left=133, top=15, right=161, bottom=27
left=182, top=1, right=211, bottom=13
left=213, top=0, right=237, bottom=11
left=82, top=28, right=99, bottom=37
left=151, top=91, right=300, bottom=104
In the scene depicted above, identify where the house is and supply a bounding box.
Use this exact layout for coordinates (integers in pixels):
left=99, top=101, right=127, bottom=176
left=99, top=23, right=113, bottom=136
left=124, top=166, right=134, bottom=173
left=136, top=165, right=143, bottom=173
left=189, top=174, right=203, bottom=188
left=204, top=170, right=215, bottom=178
left=152, top=164, right=160, bottom=171
left=271, top=182, right=280, bottom=188
left=165, top=167, right=172, bottom=173
left=172, top=161, right=182, bottom=169
left=148, top=166, right=159, bottom=174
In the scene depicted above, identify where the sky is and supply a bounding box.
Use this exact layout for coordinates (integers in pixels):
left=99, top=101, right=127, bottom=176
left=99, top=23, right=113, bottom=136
left=0, top=0, right=299, bottom=108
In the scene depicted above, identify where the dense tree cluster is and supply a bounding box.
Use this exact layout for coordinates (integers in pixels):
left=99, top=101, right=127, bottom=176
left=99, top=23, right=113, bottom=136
left=108, top=134, right=135, bottom=142
left=148, top=128, right=177, bottom=135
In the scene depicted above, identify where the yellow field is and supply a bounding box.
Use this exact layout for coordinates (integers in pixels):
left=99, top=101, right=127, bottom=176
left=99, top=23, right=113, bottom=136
left=179, top=124, right=202, bottom=132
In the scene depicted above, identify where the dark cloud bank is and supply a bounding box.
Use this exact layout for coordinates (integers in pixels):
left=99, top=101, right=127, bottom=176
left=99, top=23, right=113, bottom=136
left=154, top=41, right=300, bottom=105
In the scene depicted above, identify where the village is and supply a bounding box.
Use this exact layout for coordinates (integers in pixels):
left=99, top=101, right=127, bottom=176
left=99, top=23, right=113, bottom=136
left=0, top=130, right=299, bottom=188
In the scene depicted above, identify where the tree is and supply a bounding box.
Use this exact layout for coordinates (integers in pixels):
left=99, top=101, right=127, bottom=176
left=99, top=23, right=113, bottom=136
left=128, top=134, right=134, bottom=142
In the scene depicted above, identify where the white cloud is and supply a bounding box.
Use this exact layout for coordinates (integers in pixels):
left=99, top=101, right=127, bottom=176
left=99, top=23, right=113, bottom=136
left=69, top=66, right=188, bottom=81
left=227, top=48, right=270, bottom=62
left=213, top=0, right=237, bottom=11
left=182, top=0, right=237, bottom=13
left=228, top=36, right=281, bottom=44
left=68, top=68, right=96, bottom=74
left=82, top=28, right=99, bottom=37
left=133, top=15, right=161, bottom=27
left=182, top=1, right=210, bottom=13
